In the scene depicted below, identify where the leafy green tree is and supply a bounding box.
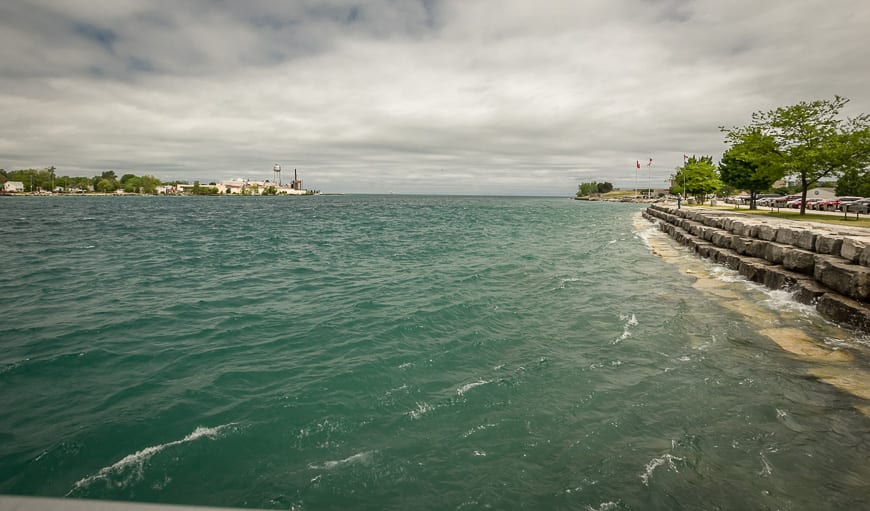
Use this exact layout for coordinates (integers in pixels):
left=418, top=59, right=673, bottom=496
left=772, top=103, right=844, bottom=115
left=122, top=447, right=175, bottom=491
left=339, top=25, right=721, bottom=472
left=835, top=168, right=870, bottom=197
left=718, top=130, right=784, bottom=209
left=120, top=173, right=137, bottom=185
left=737, top=96, right=870, bottom=214
left=123, top=177, right=143, bottom=193
left=671, top=156, right=721, bottom=202
left=577, top=182, right=599, bottom=197
left=140, top=175, right=161, bottom=194
left=95, top=179, right=114, bottom=193
left=597, top=182, right=613, bottom=193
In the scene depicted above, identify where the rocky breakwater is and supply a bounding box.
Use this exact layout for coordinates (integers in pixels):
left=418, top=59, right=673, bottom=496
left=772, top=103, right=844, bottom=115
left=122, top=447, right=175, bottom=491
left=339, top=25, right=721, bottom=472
left=643, top=204, right=870, bottom=330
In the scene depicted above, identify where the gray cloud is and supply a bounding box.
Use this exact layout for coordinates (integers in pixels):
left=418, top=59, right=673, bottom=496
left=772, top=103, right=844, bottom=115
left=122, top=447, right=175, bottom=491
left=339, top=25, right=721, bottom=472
left=1, top=0, right=868, bottom=194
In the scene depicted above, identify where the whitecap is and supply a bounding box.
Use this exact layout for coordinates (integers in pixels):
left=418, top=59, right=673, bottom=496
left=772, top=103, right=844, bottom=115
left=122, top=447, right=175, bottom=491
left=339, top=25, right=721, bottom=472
left=758, top=451, right=773, bottom=476
left=457, top=380, right=490, bottom=396
left=586, top=502, right=619, bottom=511
left=407, top=401, right=432, bottom=419
left=307, top=450, right=374, bottom=470
left=67, top=423, right=236, bottom=495
left=639, top=453, right=683, bottom=485
left=613, top=313, right=637, bottom=344
left=462, top=423, right=498, bottom=438
left=557, top=277, right=581, bottom=289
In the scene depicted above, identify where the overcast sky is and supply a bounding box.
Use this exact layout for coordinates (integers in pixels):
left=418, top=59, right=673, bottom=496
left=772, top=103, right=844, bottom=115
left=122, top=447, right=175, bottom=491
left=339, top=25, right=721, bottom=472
left=1, top=0, right=868, bottom=195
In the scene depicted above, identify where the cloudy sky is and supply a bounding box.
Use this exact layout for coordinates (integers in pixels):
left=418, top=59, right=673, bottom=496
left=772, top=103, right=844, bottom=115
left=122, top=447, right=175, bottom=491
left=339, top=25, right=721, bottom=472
left=1, top=0, right=868, bottom=195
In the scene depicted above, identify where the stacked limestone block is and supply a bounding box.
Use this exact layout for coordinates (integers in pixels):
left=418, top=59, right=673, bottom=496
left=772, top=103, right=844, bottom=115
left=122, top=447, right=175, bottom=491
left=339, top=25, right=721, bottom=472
left=643, top=204, right=870, bottom=330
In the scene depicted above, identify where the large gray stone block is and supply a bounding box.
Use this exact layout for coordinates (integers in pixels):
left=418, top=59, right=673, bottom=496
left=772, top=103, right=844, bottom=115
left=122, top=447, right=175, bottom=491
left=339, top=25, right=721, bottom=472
left=738, top=258, right=772, bottom=284
left=815, top=235, right=844, bottom=255
left=755, top=224, right=777, bottom=241
left=762, top=242, right=790, bottom=265
left=840, top=237, right=870, bottom=263
left=813, top=255, right=870, bottom=302
left=782, top=248, right=815, bottom=275
left=794, top=230, right=818, bottom=251
left=775, top=227, right=800, bottom=245
left=816, top=293, right=870, bottom=330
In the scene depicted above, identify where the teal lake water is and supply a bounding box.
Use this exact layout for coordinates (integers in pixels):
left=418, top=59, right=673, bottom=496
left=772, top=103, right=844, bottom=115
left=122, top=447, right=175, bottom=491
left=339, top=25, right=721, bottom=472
left=1, top=195, right=868, bottom=510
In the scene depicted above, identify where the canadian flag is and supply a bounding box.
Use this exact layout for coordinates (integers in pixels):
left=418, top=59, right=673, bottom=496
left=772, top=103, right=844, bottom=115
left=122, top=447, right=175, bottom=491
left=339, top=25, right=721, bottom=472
left=636, top=160, right=641, bottom=169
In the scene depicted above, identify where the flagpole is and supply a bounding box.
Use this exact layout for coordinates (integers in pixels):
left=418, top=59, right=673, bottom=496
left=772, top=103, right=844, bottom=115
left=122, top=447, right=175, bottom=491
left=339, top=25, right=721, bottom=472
left=635, top=160, right=639, bottom=199
left=647, top=158, right=652, bottom=199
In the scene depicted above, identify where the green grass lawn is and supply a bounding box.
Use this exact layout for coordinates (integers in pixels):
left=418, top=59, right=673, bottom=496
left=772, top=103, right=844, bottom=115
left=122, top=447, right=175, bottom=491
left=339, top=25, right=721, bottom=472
left=700, top=205, right=870, bottom=228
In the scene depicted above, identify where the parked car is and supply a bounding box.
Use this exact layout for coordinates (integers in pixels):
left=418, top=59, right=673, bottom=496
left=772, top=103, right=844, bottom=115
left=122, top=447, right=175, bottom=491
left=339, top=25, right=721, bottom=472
left=756, top=194, right=783, bottom=207
left=803, top=198, right=825, bottom=210
left=840, top=198, right=870, bottom=213
left=773, top=194, right=801, bottom=207
left=820, top=196, right=862, bottom=211
left=853, top=198, right=870, bottom=214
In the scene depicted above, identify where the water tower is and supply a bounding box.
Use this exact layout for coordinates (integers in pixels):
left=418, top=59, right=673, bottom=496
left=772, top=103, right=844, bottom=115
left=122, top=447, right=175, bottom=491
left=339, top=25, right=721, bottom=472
left=273, top=163, right=281, bottom=185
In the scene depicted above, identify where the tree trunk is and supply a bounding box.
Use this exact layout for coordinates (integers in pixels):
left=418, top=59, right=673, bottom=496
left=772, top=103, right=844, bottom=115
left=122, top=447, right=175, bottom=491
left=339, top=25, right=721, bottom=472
left=799, top=179, right=808, bottom=215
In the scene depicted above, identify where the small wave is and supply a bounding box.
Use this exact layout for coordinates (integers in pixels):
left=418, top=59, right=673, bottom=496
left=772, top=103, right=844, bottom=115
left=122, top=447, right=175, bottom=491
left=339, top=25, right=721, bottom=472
left=68, top=423, right=236, bottom=495
left=557, top=277, right=581, bottom=289
left=586, top=502, right=619, bottom=511
left=457, top=380, right=491, bottom=396
left=308, top=450, right=375, bottom=470
left=639, top=453, right=683, bottom=485
left=407, top=401, right=432, bottom=419
left=462, top=423, right=498, bottom=438
left=759, top=451, right=773, bottom=476
left=613, top=313, right=637, bottom=344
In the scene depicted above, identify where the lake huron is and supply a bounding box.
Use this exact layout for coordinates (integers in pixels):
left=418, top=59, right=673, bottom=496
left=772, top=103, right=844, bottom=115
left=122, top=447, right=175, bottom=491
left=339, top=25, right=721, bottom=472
left=1, top=195, right=868, bottom=510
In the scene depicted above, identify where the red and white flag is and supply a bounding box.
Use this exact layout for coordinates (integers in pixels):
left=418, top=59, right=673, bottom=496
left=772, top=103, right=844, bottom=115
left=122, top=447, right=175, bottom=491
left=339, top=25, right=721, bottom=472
left=636, top=160, right=641, bottom=169
left=648, top=158, right=653, bottom=167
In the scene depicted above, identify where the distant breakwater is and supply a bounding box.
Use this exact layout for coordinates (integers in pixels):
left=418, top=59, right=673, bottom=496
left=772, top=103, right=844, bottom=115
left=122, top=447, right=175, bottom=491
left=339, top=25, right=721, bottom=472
left=643, top=204, right=870, bottom=330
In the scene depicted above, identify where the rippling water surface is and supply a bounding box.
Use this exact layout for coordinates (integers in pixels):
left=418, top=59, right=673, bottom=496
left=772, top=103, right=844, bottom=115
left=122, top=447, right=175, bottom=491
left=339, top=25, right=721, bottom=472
left=1, top=195, right=868, bottom=510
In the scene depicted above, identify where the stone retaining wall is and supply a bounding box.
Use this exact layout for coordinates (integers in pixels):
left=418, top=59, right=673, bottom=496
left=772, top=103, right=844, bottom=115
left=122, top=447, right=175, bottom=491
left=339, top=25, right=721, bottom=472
left=644, top=204, right=870, bottom=330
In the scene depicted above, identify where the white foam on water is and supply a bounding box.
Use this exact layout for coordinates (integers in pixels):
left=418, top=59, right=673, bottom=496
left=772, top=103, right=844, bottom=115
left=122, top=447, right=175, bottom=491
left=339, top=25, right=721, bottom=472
left=613, top=313, right=637, bottom=344
left=462, top=423, right=498, bottom=438
left=457, top=379, right=491, bottom=396
left=758, top=288, right=815, bottom=315
left=307, top=450, right=375, bottom=470
left=472, top=450, right=486, bottom=457
left=639, top=453, right=683, bottom=485
left=68, top=423, right=236, bottom=495
left=586, top=502, right=619, bottom=511
left=557, top=277, right=581, bottom=289
left=384, top=383, right=408, bottom=396
left=632, top=214, right=662, bottom=251
left=407, top=401, right=432, bottom=419
left=758, top=451, right=773, bottom=476
left=398, top=362, right=414, bottom=370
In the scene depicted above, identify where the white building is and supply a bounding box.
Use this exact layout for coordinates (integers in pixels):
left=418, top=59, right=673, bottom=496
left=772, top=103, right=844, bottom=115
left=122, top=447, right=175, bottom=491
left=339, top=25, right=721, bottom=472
left=217, top=179, right=309, bottom=195
left=3, top=181, right=24, bottom=193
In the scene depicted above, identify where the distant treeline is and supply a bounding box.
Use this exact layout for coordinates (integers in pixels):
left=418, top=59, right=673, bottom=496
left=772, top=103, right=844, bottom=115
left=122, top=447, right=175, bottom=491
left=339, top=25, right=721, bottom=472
left=1, top=168, right=174, bottom=193
left=576, top=181, right=614, bottom=197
